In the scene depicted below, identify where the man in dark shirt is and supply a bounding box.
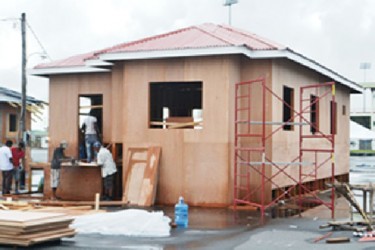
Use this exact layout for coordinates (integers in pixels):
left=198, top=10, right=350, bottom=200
left=51, top=140, right=72, bottom=200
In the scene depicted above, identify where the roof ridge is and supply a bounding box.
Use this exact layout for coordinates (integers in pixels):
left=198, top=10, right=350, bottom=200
left=92, top=26, right=195, bottom=57
left=194, top=23, right=233, bottom=45
left=217, top=24, right=282, bottom=49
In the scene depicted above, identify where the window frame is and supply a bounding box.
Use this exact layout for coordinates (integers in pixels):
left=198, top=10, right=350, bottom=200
left=282, top=85, right=294, bottom=131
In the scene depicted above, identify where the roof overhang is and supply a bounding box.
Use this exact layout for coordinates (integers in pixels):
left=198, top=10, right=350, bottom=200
left=31, top=45, right=362, bottom=93
left=30, top=65, right=111, bottom=76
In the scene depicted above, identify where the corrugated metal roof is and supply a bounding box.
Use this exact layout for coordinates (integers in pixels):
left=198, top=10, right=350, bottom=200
left=35, top=23, right=284, bottom=69
left=31, top=23, right=361, bottom=93
left=0, top=87, right=45, bottom=105
left=100, top=23, right=284, bottom=54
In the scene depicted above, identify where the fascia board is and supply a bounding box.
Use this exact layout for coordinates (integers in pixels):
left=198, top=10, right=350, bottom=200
left=245, top=49, right=362, bottom=93
left=85, top=59, right=114, bottom=67
left=99, top=46, right=244, bottom=61
left=30, top=66, right=111, bottom=76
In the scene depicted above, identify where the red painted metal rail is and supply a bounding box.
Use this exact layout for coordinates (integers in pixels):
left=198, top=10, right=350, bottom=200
left=233, top=79, right=336, bottom=219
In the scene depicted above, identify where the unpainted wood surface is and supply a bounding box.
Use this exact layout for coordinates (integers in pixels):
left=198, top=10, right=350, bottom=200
left=123, top=146, right=161, bottom=206
left=57, top=165, right=102, bottom=201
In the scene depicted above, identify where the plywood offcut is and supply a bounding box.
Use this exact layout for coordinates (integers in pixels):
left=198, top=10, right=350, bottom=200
left=123, top=146, right=161, bottom=206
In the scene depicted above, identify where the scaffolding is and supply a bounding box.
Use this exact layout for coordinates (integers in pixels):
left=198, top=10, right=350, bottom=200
left=234, top=78, right=336, bottom=218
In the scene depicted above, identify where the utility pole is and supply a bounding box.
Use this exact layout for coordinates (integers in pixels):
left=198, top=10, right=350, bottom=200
left=20, top=12, right=27, bottom=143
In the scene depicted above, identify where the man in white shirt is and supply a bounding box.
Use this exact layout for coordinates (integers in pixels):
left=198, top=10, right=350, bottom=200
left=93, top=142, right=117, bottom=200
left=0, top=140, right=13, bottom=195
left=81, top=112, right=101, bottom=163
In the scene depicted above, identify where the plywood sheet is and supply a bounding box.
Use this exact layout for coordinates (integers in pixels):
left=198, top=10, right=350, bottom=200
left=123, top=146, right=161, bottom=206
left=58, top=165, right=102, bottom=201
left=0, top=211, right=75, bottom=247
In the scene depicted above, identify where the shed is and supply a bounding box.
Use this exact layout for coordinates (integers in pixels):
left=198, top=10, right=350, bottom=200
left=31, top=23, right=361, bottom=208
left=0, top=86, right=45, bottom=143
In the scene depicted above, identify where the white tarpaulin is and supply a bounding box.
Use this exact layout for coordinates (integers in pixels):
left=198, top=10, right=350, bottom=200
left=350, top=121, right=375, bottom=140
left=72, top=209, right=171, bottom=237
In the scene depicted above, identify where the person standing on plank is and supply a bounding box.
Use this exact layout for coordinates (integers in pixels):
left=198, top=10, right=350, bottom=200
left=81, top=111, right=101, bottom=163
left=0, top=140, right=13, bottom=195
left=11, top=141, right=25, bottom=194
left=93, top=142, right=117, bottom=200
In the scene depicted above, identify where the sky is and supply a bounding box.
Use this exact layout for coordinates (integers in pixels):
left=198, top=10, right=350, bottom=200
left=1, top=0, right=375, bottom=128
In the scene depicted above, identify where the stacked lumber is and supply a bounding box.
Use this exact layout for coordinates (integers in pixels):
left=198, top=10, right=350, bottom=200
left=0, top=200, right=33, bottom=210
left=0, top=210, right=75, bottom=247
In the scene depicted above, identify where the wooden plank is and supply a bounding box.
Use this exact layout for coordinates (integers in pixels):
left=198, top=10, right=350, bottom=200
left=0, top=228, right=75, bottom=247
left=326, top=237, right=350, bottom=244
left=313, top=232, right=333, bottom=243
left=0, top=222, right=72, bottom=235
left=122, top=146, right=161, bottom=206
left=30, top=200, right=127, bottom=206
left=0, top=211, right=66, bottom=223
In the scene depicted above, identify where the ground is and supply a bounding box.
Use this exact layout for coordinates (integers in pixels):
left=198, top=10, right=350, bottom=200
left=3, top=197, right=374, bottom=250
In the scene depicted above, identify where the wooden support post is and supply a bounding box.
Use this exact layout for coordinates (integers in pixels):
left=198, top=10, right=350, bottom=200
left=369, top=190, right=374, bottom=225
left=363, top=190, right=367, bottom=214
left=95, top=193, right=100, bottom=211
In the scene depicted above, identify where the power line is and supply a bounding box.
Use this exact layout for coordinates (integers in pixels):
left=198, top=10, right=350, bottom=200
left=1, top=16, right=52, bottom=61
left=26, top=21, right=52, bottom=61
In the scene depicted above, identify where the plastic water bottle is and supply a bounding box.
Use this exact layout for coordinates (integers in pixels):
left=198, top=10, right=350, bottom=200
left=175, top=196, right=188, bottom=228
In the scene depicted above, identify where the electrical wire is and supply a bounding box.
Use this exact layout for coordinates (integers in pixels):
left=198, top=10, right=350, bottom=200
left=26, top=21, right=52, bottom=61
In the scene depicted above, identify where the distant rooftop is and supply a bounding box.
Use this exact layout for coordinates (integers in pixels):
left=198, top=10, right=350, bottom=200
left=360, top=82, right=375, bottom=89
left=0, top=86, right=46, bottom=105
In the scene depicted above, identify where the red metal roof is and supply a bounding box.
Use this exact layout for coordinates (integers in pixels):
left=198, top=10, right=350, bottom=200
left=35, top=23, right=285, bottom=69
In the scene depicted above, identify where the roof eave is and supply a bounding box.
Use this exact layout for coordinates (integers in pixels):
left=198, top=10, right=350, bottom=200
left=99, top=46, right=362, bottom=93
left=31, top=46, right=362, bottom=93
left=30, top=66, right=111, bottom=77
left=246, top=48, right=362, bottom=93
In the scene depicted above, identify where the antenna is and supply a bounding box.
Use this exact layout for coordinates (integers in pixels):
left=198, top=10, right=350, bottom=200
left=223, top=0, right=238, bottom=25
left=360, top=62, right=371, bottom=83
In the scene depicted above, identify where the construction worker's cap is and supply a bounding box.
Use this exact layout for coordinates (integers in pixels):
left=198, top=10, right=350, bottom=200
left=93, top=141, right=101, bottom=148
left=60, top=140, right=68, bottom=149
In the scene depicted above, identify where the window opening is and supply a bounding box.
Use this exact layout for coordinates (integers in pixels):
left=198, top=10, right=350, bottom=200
left=283, top=86, right=294, bottom=131
left=8, top=113, right=17, bottom=132
left=79, top=94, right=103, bottom=160
left=310, top=95, right=319, bottom=134
left=149, top=82, right=203, bottom=129
left=330, top=101, right=337, bottom=134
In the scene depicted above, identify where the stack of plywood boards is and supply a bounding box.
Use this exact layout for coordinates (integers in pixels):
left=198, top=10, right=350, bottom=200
left=123, top=146, right=161, bottom=206
left=0, top=210, right=75, bottom=247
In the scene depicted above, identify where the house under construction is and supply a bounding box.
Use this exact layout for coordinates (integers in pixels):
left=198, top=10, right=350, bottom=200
left=31, top=23, right=361, bottom=213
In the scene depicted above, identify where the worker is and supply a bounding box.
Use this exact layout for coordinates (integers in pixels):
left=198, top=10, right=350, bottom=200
left=0, top=140, right=13, bottom=195
left=81, top=111, right=101, bottom=163
left=93, top=142, right=117, bottom=200
left=11, top=141, right=25, bottom=194
left=50, top=140, right=73, bottom=200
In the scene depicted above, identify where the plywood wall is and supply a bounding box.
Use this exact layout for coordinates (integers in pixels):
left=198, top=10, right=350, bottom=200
left=46, top=54, right=352, bottom=207
left=0, top=104, right=31, bottom=143
left=48, top=73, right=112, bottom=159
left=271, top=59, right=350, bottom=187
left=122, top=56, right=241, bottom=206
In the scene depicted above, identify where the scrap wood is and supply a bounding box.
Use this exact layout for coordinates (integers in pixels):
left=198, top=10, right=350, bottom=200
left=313, top=232, right=333, bottom=243
left=329, top=181, right=373, bottom=231
left=320, top=221, right=368, bottom=231
left=0, top=204, right=9, bottom=210
left=326, top=237, right=350, bottom=244
left=30, top=200, right=128, bottom=207
left=228, top=205, right=257, bottom=211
